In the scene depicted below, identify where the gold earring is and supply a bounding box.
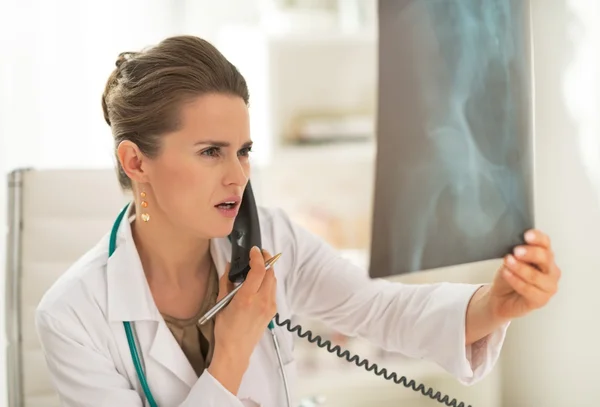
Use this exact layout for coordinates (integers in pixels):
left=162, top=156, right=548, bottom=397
left=140, top=191, right=150, bottom=222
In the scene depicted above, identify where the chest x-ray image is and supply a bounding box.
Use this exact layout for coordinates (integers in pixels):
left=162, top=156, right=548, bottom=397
left=370, top=0, right=534, bottom=277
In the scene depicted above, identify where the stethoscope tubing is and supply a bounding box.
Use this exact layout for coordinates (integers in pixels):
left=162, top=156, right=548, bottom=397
left=110, top=203, right=292, bottom=407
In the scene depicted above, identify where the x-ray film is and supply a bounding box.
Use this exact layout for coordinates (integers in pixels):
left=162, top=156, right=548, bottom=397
left=369, top=0, right=534, bottom=277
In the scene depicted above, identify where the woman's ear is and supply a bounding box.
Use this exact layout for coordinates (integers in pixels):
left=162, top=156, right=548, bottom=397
left=117, top=140, right=150, bottom=184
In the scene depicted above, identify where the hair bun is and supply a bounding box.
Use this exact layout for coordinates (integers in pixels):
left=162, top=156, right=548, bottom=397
left=116, top=52, right=136, bottom=68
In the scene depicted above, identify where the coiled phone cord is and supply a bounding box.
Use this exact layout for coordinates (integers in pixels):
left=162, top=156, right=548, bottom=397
left=272, top=314, right=472, bottom=407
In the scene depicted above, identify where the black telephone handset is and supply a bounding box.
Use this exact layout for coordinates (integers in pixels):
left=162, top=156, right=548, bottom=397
left=228, top=181, right=262, bottom=284
left=227, top=182, right=472, bottom=407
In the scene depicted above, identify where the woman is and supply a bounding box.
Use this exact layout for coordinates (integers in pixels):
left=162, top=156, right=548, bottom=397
left=35, top=35, right=561, bottom=407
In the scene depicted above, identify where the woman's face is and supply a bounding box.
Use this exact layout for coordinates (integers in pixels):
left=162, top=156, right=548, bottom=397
left=140, top=93, right=252, bottom=239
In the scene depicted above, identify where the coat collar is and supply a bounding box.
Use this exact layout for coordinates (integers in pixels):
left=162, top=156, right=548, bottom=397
left=105, top=203, right=232, bottom=323
left=104, top=204, right=234, bottom=388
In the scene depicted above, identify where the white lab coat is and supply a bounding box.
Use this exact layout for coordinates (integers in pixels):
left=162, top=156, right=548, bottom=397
left=35, top=205, right=509, bottom=407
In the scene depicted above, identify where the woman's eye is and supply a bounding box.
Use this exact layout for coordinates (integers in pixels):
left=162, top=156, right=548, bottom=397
left=201, top=147, right=220, bottom=157
left=238, top=146, right=252, bottom=157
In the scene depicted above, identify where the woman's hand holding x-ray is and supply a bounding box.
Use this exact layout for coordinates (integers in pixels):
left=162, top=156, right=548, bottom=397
left=465, top=229, right=561, bottom=345
left=490, top=229, right=561, bottom=319
left=207, top=246, right=278, bottom=395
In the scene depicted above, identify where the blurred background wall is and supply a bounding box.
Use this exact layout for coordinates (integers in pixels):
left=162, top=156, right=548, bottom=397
left=1, top=0, right=599, bottom=406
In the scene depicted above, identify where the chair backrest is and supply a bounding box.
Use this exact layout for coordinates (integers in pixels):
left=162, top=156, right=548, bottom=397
left=5, top=168, right=131, bottom=407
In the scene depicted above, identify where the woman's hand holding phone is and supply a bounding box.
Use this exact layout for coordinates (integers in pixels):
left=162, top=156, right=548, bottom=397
left=208, top=246, right=277, bottom=395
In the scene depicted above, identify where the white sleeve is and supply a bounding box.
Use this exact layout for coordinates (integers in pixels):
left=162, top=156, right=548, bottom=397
left=276, top=209, right=509, bottom=385
left=35, top=310, right=245, bottom=407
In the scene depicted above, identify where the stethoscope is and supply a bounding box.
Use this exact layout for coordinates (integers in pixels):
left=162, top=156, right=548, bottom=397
left=108, top=203, right=292, bottom=407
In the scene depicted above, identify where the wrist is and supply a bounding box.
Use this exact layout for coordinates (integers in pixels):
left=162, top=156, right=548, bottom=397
left=478, top=284, right=511, bottom=326
left=465, top=285, right=508, bottom=346
left=207, top=345, right=250, bottom=395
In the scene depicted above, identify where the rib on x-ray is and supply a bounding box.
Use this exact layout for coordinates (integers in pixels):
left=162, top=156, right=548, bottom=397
left=369, top=0, right=534, bottom=277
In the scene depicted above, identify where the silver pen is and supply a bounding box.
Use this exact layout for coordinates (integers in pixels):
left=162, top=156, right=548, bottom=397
left=198, top=253, right=282, bottom=325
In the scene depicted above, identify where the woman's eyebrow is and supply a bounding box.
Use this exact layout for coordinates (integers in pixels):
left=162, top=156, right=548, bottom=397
left=194, top=140, right=253, bottom=148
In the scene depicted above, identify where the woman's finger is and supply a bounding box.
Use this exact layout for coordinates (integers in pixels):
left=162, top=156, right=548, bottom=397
left=504, top=255, right=557, bottom=294
left=261, top=248, right=272, bottom=259
left=258, top=248, right=278, bottom=293
left=239, top=246, right=267, bottom=294
left=524, top=229, right=551, bottom=249
left=501, top=267, right=549, bottom=308
left=512, top=245, right=553, bottom=274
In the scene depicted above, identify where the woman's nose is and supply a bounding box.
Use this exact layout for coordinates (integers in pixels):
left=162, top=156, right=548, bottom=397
left=224, top=158, right=248, bottom=186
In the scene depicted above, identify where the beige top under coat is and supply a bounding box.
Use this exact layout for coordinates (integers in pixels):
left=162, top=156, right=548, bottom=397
left=162, top=262, right=219, bottom=377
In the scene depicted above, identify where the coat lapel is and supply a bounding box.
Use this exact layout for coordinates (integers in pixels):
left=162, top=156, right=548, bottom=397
left=106, top=204, right=231, bottom=389
left=148, top=320, right=197, bottom=387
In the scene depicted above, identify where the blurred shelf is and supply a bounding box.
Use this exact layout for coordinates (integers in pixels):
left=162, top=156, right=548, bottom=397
left=220, top=24, right=377, bottom=45
left=268, top=140, right=377, bottom=166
